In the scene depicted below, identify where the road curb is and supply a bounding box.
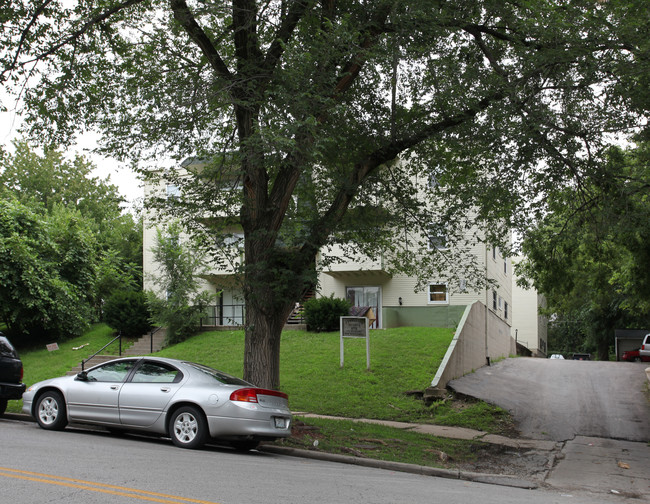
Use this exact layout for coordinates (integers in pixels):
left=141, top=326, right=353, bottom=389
left=259, top=444, right=540, bottom=489
left=5, top=411, right=540, bottom=489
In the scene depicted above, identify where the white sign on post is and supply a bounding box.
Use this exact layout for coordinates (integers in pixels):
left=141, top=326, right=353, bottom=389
left=340, top=316, right=370, bottom=370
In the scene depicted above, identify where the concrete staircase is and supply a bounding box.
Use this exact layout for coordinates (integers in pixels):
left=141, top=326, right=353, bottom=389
left=123, top=328, right=167, bottom=356
left=67, top=328, right=167, bottom=375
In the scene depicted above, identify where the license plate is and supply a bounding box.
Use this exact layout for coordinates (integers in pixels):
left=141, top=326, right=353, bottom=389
left=274, top=417, right=287, bottom=429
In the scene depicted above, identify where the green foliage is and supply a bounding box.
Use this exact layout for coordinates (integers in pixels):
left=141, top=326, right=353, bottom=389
left=519, top=143, right=650, bottom=360
left=3, top=0, right=648, bottom=387
left=303, top=295, right=351, bottom=332
left=0, top=142, right=143, bottom=323
left=146, top=222, right=214, bottom=344
left=0, top=196, right=97, bottom=344
left=103, top=291, right=151, bottom=338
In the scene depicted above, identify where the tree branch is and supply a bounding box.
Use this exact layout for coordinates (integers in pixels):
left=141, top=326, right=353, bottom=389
left=262, top=0, right=316, bottom=80
left=332, top=2, right=393, bottom=99
left=3, top=0, right=146, bottom=79
left=305, top=88, right=509, bottom=254
left=170, top=0, right=233, bottom=80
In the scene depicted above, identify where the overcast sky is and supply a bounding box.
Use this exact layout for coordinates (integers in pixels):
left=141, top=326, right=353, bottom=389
left=1, top=103, right=143, bottom=210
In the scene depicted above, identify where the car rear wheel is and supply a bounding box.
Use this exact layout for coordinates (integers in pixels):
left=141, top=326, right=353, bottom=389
left=35, top=391, right=68, bottom=430
left=169, top=406, right=207, bottom=449
left=634, top=356, right=642, bottom=362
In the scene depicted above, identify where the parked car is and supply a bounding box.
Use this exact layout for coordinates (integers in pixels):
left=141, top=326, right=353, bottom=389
left=639, top=334, right=650, bottom=358
left=621, top=349, right=650, bottom=363
left=23, top=357, right=292, bottom=450
left=0, top=332, right=26, bottom=416
left=571, top=353, right=591, bottom=360
left=549, top=354, right=565, bottom=360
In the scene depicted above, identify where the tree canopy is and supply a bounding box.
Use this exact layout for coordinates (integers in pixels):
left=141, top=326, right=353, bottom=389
left=2, top=0, right=648, bottom=386
left=518, top=142, right=650, bottom=359
left=0, top=142, right=143, bottom=343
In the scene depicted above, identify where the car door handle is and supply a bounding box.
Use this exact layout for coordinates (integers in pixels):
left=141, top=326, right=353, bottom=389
left=110, top=385, right=119, bottom=390
left=160, top=387, right=171, bottom=393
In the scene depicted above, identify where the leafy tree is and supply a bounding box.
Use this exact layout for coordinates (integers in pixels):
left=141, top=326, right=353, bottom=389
left=0, top=197, right=98, bottom=343
left=146, top=222, right=214, bottom=344
left=0, top=140, right=124, bottom=225
left=2, top=1, right=648, bottom=387
left=518, top=143, right=650, bottom=360
left=0, top=141, right=143, bottom=317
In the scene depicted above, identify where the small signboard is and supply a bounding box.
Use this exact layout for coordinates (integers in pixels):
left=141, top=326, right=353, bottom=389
left=46, top=343, right=59, bottom=352
left=340, top=316, right=370, bottom=369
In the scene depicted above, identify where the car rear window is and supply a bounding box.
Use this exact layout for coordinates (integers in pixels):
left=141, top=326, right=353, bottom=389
left=184, top=362, right=251, bottom=386
left=0, top=338, right=18, bottom=358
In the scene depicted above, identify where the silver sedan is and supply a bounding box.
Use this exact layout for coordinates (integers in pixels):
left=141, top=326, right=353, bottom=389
left=22, top=357, right=292, bottom=450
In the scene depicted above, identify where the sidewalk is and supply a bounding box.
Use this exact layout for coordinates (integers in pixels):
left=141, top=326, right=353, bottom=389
left=296, top=413, right=558, bottom=451
left=546, top=436, right=649, bottom=499
left=279, top=414, right=649, bottom=499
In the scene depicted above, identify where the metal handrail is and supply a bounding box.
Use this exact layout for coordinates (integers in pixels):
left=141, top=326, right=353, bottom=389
left=149, top=326, right=163, bottom=353
left=81, top=332, right=122, bottom=372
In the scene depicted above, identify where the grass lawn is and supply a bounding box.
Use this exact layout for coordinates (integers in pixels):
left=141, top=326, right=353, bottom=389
left=7, top=323, right=515, bottom=468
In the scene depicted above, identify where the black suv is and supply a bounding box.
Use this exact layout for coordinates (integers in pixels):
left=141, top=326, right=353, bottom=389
left=0, top=333, right=25, bottom=416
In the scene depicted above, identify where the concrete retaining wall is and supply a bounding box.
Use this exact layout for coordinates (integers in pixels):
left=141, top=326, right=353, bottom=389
left=429, top=301, right=515, bottom=393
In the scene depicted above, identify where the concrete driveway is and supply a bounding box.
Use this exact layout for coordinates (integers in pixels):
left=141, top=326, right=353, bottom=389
left=448, top=358, right=650, bottom=442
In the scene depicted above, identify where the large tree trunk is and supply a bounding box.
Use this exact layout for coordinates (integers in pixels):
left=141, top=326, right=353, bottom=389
left=242, top=298, right=294, bottom=390
left=241, top=237, right=316, bottom=389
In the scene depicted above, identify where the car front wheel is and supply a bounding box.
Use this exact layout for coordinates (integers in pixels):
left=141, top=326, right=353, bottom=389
left=35, top=391, right=68, bottom=430
left=169, top=406, right=207, bottom=449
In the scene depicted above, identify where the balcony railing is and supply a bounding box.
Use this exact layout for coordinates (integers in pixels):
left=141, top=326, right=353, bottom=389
left=200, top=302, right=307, bottom=327
left=200, top=304, right=245, bottom=327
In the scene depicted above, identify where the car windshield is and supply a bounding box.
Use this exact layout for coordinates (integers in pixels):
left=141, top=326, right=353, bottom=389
left=184, top=362, right=251, bottom=386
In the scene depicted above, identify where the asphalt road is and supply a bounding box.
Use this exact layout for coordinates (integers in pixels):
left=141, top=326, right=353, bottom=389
left=0, top=417, right=634, bottom=504
left=448, top=358, right=650, bottom=442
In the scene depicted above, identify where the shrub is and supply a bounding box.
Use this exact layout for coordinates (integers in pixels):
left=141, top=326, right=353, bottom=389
left=103, top=291, right=152, bottom=337
left=303, top=295, right=351, bottom=332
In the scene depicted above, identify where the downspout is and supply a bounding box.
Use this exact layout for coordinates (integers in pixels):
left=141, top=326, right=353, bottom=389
left=485, top=244, right=490, bottom=366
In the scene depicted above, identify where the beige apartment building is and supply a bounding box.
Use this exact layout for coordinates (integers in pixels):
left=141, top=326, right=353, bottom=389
left=143, top=158, right=545, bottom=343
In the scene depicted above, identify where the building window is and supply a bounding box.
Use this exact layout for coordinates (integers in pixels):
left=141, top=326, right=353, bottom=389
left=428, top=283, right=448, bottom=304
left=223, top=232, right=245, bottom=249
left=428, top=226, right=448, bottom=250
left=492, top=290, right=497, bottom=310
left=166, top=184, right=180, bottom=199
left=492, top=246, right=497, bottom=260
left=428, top=171, right=439, bottom=189
left=504, top=301, right=509, bottom=319
left=504, top=259, right=507, bottom=274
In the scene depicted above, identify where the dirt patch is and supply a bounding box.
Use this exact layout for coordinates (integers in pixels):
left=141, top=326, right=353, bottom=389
left=283, top=419, right=556, bottom=482
left=455, top=443, right=556, bottom=480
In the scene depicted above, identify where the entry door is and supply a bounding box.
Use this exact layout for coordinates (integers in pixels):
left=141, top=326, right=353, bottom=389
left=346, top=286, right=381, bottom=329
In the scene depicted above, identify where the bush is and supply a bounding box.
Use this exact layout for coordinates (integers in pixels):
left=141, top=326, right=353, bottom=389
left=303, top=295, right=351, bottom=332
left=146, top=292, right=212, bottom=345
left=103, top=291, right=152, bottom=337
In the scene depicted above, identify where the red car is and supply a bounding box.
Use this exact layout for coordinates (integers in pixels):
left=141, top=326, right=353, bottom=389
left=621, top=349, right=650, bottom=362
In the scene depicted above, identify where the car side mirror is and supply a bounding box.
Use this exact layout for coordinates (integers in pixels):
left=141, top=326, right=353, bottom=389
left=76, top=371, right=89, bottom=381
